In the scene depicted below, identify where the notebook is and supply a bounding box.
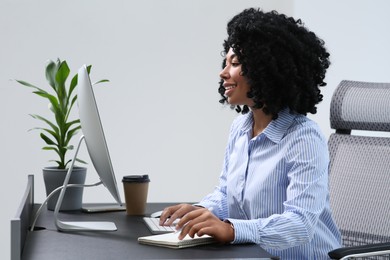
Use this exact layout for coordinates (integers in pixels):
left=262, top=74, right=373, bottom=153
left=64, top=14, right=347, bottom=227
left=138, top=232, right=216, bottom=249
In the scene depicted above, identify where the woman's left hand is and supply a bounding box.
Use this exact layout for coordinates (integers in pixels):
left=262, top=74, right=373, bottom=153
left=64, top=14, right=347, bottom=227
left=175, top=207, right=234, bottom=243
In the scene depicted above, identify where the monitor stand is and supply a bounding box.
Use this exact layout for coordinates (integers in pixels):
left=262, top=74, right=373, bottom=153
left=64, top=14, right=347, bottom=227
left=53, top=135, right=117, bottom=232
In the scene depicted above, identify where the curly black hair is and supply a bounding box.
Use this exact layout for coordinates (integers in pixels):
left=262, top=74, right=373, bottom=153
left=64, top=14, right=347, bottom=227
left=218, top=8, right=330, bottom=118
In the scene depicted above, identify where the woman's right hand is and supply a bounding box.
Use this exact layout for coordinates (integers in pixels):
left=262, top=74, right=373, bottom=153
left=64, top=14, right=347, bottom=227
left=159, top=203, right=200, bottom=226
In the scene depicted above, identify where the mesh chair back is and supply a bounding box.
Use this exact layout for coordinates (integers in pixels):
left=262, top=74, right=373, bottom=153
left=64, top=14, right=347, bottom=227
left=328, top=80, right=390, bottom=252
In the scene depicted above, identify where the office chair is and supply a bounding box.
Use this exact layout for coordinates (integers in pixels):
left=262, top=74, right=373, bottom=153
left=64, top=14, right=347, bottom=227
left=327, top=80, right=390, bottom=259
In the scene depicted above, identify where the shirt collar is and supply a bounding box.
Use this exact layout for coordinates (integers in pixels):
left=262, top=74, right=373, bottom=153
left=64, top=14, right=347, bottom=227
left=239, top=108, right=297, bottom=144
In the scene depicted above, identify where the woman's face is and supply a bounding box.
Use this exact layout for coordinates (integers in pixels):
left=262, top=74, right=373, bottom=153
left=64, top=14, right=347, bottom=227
left=219, top=48, right=254, bottom=107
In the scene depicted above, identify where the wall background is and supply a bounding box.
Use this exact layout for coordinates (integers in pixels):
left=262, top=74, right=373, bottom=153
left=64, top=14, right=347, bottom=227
left=1, top=0, right=390, bottom=258
left=294, top=1, right=390, bottom=138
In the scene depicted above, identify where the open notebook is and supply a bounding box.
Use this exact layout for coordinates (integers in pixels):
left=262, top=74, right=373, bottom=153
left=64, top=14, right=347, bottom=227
left=138, top=232, right=216, bottom=249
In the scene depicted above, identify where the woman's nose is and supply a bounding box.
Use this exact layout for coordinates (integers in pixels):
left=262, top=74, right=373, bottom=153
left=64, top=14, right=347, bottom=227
left=219, top=66, right=229, bottom=80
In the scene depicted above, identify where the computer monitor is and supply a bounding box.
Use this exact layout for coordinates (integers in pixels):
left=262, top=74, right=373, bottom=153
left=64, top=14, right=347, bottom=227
left=52, top=65, right=122, bottom=232
left=77, top=65, right=122, bottom=205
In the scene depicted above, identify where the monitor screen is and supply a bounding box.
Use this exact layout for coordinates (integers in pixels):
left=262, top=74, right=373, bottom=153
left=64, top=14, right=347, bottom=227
left=77, top=65, right=122, bottom=205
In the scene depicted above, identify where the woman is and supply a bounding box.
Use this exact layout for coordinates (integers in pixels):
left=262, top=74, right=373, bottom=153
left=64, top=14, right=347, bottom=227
left=159, top=8, right=341, bottom=259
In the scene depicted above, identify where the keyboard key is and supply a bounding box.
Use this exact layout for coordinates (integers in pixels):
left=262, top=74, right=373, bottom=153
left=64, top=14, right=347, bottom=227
left=143, top=217, right=177, bottom=234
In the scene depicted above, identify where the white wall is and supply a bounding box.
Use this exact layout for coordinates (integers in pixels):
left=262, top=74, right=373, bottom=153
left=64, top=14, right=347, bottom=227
left=1, top=1, right=293, bottom=258
left=3, top=0, right=390, bottom=258
left=294, top=0, right=390, bottom=137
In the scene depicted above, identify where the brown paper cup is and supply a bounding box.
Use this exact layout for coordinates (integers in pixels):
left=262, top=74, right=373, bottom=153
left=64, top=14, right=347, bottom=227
left=122, top=175, right=150, bottom=215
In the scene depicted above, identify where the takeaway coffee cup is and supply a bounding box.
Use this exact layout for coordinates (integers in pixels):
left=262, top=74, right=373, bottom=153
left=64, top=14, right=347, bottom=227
left=122, top=175, right=150, bottom=215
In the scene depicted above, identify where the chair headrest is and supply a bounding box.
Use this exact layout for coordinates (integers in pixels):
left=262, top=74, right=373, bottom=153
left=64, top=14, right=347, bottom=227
left=330, top=80, right=390, bottom=132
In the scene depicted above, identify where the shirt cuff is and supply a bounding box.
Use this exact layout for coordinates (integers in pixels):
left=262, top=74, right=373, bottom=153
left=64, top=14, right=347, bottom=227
left=224, top=218, right=260, bottom=244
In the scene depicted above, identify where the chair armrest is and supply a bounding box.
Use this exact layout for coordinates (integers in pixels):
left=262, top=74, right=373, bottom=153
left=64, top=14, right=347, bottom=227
left=328, top=242, right=390, bottom=259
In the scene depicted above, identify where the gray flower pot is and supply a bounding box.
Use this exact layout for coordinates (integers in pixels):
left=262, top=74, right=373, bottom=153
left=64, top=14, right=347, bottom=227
left=43, top=167, right=87, bottom=211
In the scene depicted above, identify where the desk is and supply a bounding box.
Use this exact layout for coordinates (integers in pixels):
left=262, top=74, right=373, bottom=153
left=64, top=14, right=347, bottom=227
left=22, top=203, right=276, bottom=259
left=13, top=176, right=276, bottom=259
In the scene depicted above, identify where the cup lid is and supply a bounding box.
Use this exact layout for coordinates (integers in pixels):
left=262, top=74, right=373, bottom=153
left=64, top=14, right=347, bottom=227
left=122, top=174, right=150, bottom=183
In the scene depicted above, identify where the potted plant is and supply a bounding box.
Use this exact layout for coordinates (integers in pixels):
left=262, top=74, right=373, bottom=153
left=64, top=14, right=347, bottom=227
left=17, top=59, right=108, bottom=210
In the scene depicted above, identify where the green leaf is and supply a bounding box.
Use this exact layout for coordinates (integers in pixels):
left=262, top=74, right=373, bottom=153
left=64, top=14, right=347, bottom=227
left=93, top=79, right=110, bottom=85
left=30, top=114, right=60, bottom=135
left=30, top=114, right=60, bottom=134
left=55, top=60, right=70, bottom=89
left=68, top=74, right=78, bottom=100
left=49, top=160, right=61, bottom=164
left=45, top=60, right=58, bottom=92
left=15, top=79, right=40, bottom=89
left=67, top=119, right=81, bottom=127
left=30, top=127, right=60, bottom=144
left=16, top=80, right=52, bottom=97
left=32, top=91, right=60, bottom=112
left=67, top=96, right=78, bottom=118
left=64, top=159, right=72, bottom=168
left=65, top=125, right=81, bottom=145
left=54, top=110, right=66, bottom=130
left=40, top=133, right=56, bottom=145
left=76, top=158, right=87, bottom=164
left=55, top=61, right=70, bottom=111
left=50, top=160, right=65, bottom=169
left=61, top=118, right=78, bottom=139
left=43, top=146, right=59, bottom=153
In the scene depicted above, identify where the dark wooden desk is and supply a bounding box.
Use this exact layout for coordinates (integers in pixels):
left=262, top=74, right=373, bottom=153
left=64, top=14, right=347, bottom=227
left=21, top=203, right=276, bottom=259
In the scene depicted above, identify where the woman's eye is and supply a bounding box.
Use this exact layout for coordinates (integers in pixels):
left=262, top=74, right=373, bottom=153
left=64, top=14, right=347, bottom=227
left=230, top=58, right=241, bottom=66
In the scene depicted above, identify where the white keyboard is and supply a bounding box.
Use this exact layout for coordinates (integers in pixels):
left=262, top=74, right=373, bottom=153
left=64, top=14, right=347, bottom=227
left=143, top=217, right=177, bottom=234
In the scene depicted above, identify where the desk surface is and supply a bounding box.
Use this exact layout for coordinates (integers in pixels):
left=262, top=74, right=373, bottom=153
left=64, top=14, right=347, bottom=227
left=22, top=203, right=276, bottom=260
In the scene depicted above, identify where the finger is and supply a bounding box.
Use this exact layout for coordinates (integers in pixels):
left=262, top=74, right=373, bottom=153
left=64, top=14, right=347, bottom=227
left=180, top=211, right=221, bottom=239
left=187, top=222, right=203, bottom=238
left=178, top=207, right=213, bottom=227
left=177, top=221, right=192, bottom=240
left=196, top=225, right=212, bottom=237
left=164, top=209, right=183, bottom=226
left=186, top=220, right=212, bottom=239
left=175, top=209, right=199, bottom=229
left=159, top=205, right=179, bottom=225
left=177, top=212, right=209, bottom=239
left=164, top=204, right=193, bottom=226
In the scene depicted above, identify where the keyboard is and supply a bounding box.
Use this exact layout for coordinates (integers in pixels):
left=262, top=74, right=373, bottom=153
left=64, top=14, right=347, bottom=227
left=143, top=217, right=177, bottom=234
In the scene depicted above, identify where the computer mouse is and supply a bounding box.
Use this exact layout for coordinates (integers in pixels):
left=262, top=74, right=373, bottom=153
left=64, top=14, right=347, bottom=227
left=150, top=210, right=163, bottom=218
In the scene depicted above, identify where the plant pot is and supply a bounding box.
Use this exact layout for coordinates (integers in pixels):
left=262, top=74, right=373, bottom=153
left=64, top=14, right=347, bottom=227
left=43, top=166, right=87, bottom=211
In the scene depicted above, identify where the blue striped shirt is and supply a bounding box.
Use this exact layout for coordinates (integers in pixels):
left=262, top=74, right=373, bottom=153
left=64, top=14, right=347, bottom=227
left=198, top=108, right=341, bottom=259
